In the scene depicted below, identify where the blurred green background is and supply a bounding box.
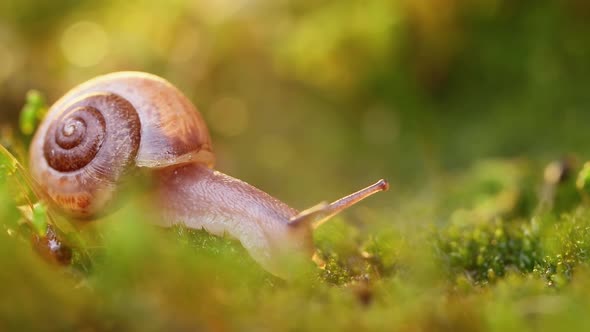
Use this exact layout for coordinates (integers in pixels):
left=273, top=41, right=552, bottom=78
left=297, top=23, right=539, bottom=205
left=2, top=0, right=589, bottom=209
left=3, top=1, right=590, bottom=331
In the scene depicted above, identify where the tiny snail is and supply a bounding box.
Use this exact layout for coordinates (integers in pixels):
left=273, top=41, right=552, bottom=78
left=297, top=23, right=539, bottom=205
left=29, top=72, right=388, bottom=277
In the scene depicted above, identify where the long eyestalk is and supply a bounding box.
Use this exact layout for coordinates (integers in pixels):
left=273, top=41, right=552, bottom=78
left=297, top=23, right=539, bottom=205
left=289, top=179, right=389, bottom=229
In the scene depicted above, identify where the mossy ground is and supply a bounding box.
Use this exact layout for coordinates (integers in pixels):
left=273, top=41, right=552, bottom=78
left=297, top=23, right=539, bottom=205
left=3, top=151, right=590, bottom=331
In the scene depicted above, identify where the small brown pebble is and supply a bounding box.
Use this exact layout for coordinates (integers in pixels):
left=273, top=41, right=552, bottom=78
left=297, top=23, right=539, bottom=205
left=31, top=225, right=72, bottom=266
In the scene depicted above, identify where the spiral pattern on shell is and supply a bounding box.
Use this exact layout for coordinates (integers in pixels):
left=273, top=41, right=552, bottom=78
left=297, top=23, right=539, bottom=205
left=44, top=104, right=106, bottom=172
left=35, top=92, right=141, bottom=218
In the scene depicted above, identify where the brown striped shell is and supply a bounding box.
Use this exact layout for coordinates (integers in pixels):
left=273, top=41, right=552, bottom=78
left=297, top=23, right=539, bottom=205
left=29, top=72, right=214, bottom=218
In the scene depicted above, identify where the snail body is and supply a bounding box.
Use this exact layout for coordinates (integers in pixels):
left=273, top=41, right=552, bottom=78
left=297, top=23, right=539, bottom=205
left=29, top=72, right=387, bottom=277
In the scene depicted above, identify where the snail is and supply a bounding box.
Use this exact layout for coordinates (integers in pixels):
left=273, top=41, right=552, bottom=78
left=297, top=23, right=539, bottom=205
left=29, top=72, right=388, bottom=277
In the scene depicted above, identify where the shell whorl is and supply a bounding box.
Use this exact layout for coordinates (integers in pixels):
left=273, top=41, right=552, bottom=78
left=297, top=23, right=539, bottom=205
left=44, top=100, right=106, bottom=172
left=35, top=92, right=141, bottom=218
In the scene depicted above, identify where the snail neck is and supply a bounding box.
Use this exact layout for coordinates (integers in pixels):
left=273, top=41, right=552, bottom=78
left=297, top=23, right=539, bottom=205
left=153, top=163, right=313, bottom=276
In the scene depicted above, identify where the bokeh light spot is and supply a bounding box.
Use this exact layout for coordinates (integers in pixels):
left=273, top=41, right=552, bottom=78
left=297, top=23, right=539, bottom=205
left=0, top=44, right=16, bottom=83
left=61, top=21, right=109, bottom=67
left=192, top=0, right=250, bottom=25
left=170, top=29, right=203, bottom=63
left=255, top=135, right=293, bottom=171
left=0, top=28, right=21, bottom=84
left=208, top=97, right=249, bottom=137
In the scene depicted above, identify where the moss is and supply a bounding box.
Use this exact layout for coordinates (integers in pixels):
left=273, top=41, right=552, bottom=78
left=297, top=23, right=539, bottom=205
left=6, top=124, right=590, bottom=331
left=436, top=218, right=542, bottom=284
left=5, top=152, right=590, bottom=330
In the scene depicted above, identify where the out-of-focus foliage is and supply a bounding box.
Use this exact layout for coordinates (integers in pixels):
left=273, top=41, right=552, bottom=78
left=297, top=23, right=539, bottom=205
left=2, top=0, right=590, bottom=331
left=19, top=90, right=46, bottom=136
left=1, top=0, right=588, bottom=201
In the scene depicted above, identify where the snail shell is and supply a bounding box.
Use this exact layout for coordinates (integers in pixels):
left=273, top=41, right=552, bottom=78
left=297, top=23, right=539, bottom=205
left=30, top=72, right=214, bottom=218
